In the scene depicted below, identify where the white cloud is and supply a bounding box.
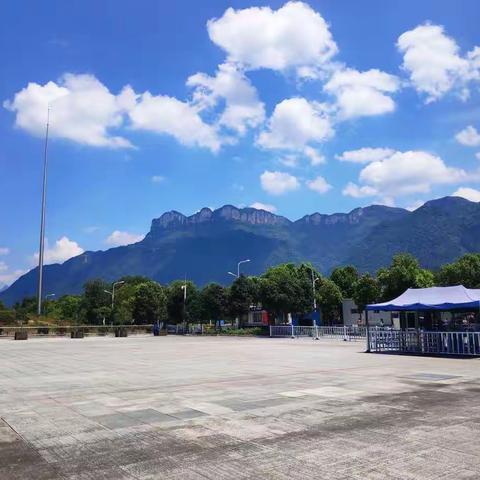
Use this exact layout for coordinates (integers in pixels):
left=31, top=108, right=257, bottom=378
left=304, top=146, right=326, bottom=166
left=249, top=202, right=277, bottom=213
left=260, top=170, right=300, bottom=195
left=207, top=2, right=337, bottom=76
left=452, top=187, right=480, bottom=202
left=343, top=150, right=468, bottom=199
left=0, top=247, right=9, bottom=255
left=0, top=261, right=26, bottom=288
left=257, top=98, right=333, bottom=152
left=4, top=73, right=134, bottom=148
left=105, top=230, right=144, bottom=247
left=306, top=176, right=332, bottom=194
left=279, top=155, right=299, bottom=168
left=33, top=236, right=84, bottom=265
left=187, top=63, right=265, bottom=135
left=455, top=126, right=480, bottom=147
left=151, top=175, right=165, bottom=183
left=324, top=68, right=400, bottom=119
left=84, top=226, right=100, bottom=234
left=336, top=147, right=395, bottom=164
left=129, top=92, right=221, bottom=152
left=397, top=23, right=479, bottom=102
left=406, top=200, right=425, bottom=211
left=476, top=152, right=480, bottom=161
left=342, top=182, right=377, bottom=198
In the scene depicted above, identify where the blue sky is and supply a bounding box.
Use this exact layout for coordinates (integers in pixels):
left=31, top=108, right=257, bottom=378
left=1, top=0, right=480, bottom=287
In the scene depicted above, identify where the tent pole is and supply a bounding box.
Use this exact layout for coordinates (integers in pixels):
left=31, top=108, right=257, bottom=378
left=365, top=309, right=370, bottom=353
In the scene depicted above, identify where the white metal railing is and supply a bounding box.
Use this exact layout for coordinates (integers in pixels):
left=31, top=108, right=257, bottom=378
left=269, top=325, right=366, bottom=341
left=369, top=329, right=480, bottom=356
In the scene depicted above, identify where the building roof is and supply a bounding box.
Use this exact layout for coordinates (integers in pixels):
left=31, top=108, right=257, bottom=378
left=367, top=285, right=480, bottom=311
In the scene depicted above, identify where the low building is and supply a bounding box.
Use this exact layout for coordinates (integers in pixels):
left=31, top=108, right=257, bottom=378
left=342, top=298, right=398, bottom=328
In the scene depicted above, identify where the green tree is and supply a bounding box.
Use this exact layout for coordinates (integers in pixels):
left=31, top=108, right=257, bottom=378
left=227, top=275, right=259, bottom=319
left=200, top=283, right=227, bottom=325
left=377, top=253, right=434, bottom=300
left=353, top=273, right=380, bottom=313
left=437, top=253, right=480, bottom=288
left=259, top=263, right=312, bottom=320
left=315, top=278, right=342, bottom=323
left=132, top=281, right=167, bottom=324
left=81, top=279, right=111, bottom=324
left=13, top=296, right=37, bottom=322
left=53, top=295, right=82, bottom=322
left=330, top=265, right=359, bottom=299
left=166, top=280, right=199, bottom=324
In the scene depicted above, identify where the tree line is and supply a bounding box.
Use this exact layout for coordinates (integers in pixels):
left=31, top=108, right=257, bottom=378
left=2, top=253, right=480, bottom=326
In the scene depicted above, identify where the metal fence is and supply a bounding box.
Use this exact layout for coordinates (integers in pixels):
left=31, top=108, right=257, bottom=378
left=270, top=325, right=366, bottom=341
left=369, top=329, right=480, bottom=356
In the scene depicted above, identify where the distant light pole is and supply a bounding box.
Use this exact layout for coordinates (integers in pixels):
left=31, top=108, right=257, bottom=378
left=37, top=107, right=50, bottom=316
left=104, top=281, right=125, bottom=309
left=228, top=259, right=251, bottom=278
left=311, top=268, right=320, bottom=337
left=227, top=259, right=251, bottom=328
left=44, top=293, right=55, bottom=317
left=181, top=281, right=187, bottom=334
left=311, top=268, right=320, bottom=312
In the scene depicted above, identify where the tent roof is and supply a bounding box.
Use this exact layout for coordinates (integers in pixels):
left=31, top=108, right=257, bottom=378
left=366, top=285, right=480, bottom=311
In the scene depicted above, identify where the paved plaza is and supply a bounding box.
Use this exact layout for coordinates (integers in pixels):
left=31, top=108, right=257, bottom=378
left=0, top=335, right=479, bottom=479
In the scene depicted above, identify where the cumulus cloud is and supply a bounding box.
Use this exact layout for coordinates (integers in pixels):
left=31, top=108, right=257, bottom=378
left=105, top=230, right=144, bottom=247
left=397, top=23, right=479, bottom=102
left=306, top=176, right=332, bottom=194
left=4, top=73, right=135, bottom=148
left=33, top=237, right=84, bottom=265
left=257, top=98, right=333, bottom=154
left=187, top=63, right=265, bottom=135
left=129, top=92, right=221, bottom=152
left=452, top=187, right=480, bottom=202
left=455, top=126, right=480, bottom=147
left=336, top=147, right=395, bottom=164
left=207, top=2, right=337, bottom=76
left=249, top=202, right=277, bottom=213
left=343, top=150, right=468, bottom=199
left=304, top=146, right=326, bottom=166
left=260, top=170, right=300, bottom=195
left=324, top=68, right=400, bottom=119
left=342, top=182, right=378, bottom=198
left=0, top=247, right=9, bottom=255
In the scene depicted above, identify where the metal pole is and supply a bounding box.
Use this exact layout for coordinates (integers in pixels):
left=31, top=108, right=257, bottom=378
left=37, top=108, right=50, bottom=316
left=365, top=309, right=370, bottom=352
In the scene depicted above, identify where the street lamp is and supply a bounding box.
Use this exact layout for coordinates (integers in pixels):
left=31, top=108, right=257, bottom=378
left=181, top=282, right=187, bottom=334
left=311, top=269, right=320, bottom=312
left=104, top=281, right=125, bottom=309
left=228, top=259, right=251, bottom=278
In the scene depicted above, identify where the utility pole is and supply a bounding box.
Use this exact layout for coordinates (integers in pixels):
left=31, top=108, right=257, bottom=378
left=104, top=281, right=125, bottom=308
left=311, top=267, right=318, bottom=312
left=181, top=277, right=187, bottom=334
left=37, top=107, right=50, bottom=316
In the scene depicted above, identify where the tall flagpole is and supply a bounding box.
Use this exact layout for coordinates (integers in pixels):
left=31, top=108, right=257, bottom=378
left=37, top=107, right=50, bottom=316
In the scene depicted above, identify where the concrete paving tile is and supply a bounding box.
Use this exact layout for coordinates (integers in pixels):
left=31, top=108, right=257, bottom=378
left=1, top=336, right=479, bottom=479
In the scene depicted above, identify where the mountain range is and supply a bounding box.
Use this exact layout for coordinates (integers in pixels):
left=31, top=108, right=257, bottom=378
left=2, top=196, right=480, bottom=306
